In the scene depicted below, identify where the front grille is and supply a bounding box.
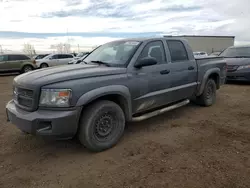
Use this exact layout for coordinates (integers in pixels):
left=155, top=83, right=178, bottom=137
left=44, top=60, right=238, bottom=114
left=227, top=65, right=239, bottom=72
left=14, top=87, right=34, bottom=110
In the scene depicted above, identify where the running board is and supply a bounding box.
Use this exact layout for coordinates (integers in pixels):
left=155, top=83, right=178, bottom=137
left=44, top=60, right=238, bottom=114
left=131, top=99, right=190, bottom=122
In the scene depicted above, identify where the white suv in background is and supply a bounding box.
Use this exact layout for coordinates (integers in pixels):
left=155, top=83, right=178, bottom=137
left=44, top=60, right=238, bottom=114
left=36, top=54, right=74, bottom=68
left=193, top=51, right=208, bottom=58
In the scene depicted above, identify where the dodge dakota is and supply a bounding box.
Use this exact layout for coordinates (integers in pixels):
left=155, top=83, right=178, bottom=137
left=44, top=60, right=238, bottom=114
left=6, top=37, right=227, bottom=152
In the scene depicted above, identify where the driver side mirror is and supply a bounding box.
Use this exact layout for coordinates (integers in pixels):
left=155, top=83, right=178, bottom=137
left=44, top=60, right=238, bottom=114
left=134, top=57, right=157, bottom=68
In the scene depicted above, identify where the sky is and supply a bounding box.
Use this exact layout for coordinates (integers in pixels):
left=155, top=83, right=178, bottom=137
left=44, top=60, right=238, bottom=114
left=0, top=0, right=249, bottom=53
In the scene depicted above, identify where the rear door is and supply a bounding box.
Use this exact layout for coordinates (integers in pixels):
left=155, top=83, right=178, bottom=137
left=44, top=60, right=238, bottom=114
left=4, top=55, right=22, bottom=71
left=165, top=40, right=198, bottom=102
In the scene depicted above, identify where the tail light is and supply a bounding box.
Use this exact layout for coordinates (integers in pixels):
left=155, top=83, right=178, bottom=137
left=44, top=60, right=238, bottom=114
left=32, top=60, right=36, bottom=64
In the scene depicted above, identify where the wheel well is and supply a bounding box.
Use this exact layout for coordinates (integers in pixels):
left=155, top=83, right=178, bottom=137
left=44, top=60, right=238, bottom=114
left=21, top=64, right=33, bottom=71
left=82, top=94, right=130, bottom=121
left=40, top=63, right=48, bottom=67
left=208, top=73, right=220, bottom=89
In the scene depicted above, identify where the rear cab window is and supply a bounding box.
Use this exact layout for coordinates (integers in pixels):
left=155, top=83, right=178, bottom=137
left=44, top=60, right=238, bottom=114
left=167, top=40, right=189, bottom=62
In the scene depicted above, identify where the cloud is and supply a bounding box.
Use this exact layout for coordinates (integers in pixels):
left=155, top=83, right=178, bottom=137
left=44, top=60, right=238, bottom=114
left=64, top=0, right=83, bottom=6
left=0, top=0, right=249, bottom=52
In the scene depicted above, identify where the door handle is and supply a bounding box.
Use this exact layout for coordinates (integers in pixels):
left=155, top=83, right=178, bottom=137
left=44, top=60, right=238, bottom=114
left=160, top=70, right=170, bottom=74
left=188, top=66, right=194, bottom=70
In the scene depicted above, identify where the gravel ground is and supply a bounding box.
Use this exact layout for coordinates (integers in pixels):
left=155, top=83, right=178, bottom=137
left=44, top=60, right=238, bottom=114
left=0, top=75, right=250, bottom=188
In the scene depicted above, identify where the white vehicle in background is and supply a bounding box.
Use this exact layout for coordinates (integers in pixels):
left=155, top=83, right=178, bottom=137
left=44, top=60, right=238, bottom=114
left=193, top=51, right=208, bottom=58
left=73, top=52, right=90, bottom=60
left=209, top=51, right=221, bottom=57
left=35, top=53, right=74, bottom=68
left=68, top=54, right=89, bottom=64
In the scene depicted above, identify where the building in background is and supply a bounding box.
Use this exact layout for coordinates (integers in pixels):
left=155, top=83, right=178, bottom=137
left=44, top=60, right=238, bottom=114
left=164, top=35, right=235, bottom=54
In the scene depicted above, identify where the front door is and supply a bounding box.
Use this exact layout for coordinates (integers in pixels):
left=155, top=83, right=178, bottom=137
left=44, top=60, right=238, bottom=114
left=49, top=54, right=59, bottom=66
left=61, top=54, right=74, bottom=65
left=130, top=40, right=172, bottom=114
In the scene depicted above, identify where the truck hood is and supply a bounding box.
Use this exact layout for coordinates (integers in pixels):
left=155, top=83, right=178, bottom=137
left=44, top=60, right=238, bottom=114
left=14, top=64, right=127, bottom=88
left=224, top=57, right=250, bottom=66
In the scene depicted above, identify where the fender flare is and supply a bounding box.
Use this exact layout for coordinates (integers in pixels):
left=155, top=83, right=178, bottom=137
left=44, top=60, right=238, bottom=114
left=197, top=68, right=220, bottom=96
left=76, top=85, right=132, bottom=120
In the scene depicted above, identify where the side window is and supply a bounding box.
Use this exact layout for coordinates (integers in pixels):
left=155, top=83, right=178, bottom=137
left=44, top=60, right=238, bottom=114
left=138, top=41, right=166, bottom=64
left=57, top=54, right=64, bottom=59
left=8, top=55, right=19, bottom=61
left=64, top=54, right=73, bottom=58
left=52, top=55, right=58, bottom=59
left=0, top=55, right=8, bottom=61
left=167, top=40, right=189, bottom=62
left=58, top=54, right=71, bottom=59
left=18, top=55, right=30, bottom=60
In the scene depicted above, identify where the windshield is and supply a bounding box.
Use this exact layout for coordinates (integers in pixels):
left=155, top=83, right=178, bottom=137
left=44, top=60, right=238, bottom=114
left=220, top=47, right=250, bottom=58
left=35, top=54, right=49, bottom=59
left=83, top=40, right=141, bottom=66
left=44, top=54, right=53, bottom=59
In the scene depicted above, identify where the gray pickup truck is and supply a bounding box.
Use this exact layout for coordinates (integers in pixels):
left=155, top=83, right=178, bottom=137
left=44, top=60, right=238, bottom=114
left=6, top=37, right=227, bottom=152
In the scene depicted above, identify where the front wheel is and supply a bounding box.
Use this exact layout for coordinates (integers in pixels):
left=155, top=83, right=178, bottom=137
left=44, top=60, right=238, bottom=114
left=196, top=79, right=216, bottom=106
left=78, top=100, right=125, bottom=152
left=21, top=65, right=33, bottom=73
left=40, top=63, right=48, bottom=68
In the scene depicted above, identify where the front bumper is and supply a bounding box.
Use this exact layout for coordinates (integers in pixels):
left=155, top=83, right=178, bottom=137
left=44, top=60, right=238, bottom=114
left=227, top=71, right=250, bottom=81
left=6, top=100, right=81, bottom=139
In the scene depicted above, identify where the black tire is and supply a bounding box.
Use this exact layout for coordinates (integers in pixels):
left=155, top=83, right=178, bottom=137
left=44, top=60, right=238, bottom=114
left=78, top=100, right=125, bottom=152
left=40, top=63, right=48, bottom=68
left=21, top=65, right=33, bottom=73
left=196, top=79, right=216, bottom=106
left=21, top=131, right=29, bottom=135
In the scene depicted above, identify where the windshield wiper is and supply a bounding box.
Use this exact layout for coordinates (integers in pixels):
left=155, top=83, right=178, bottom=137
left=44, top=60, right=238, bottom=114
left=91, top=60, right=110, bottom=67
left=81, top=60, right=87, bottom=64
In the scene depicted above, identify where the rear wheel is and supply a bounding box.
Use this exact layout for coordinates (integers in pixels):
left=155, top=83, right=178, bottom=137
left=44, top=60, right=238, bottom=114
left=40, top=63, right=48, bottom=68
left=21, top=131, right=29, bottom=135
left=78, top=100, right=125, bottom=152
left=196, top=79, right=216, bottom=106
left=21, top=65, right=33, bottom=73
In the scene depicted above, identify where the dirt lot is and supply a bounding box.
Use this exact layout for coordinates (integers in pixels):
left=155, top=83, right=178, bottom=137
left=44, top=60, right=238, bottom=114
left=0, top=76, right=250, bottom=188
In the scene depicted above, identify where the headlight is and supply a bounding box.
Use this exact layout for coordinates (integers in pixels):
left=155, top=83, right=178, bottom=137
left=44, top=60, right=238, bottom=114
left=238, top=65, right=250, bottom=70
left=39, top=89, right=72, bottom=107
